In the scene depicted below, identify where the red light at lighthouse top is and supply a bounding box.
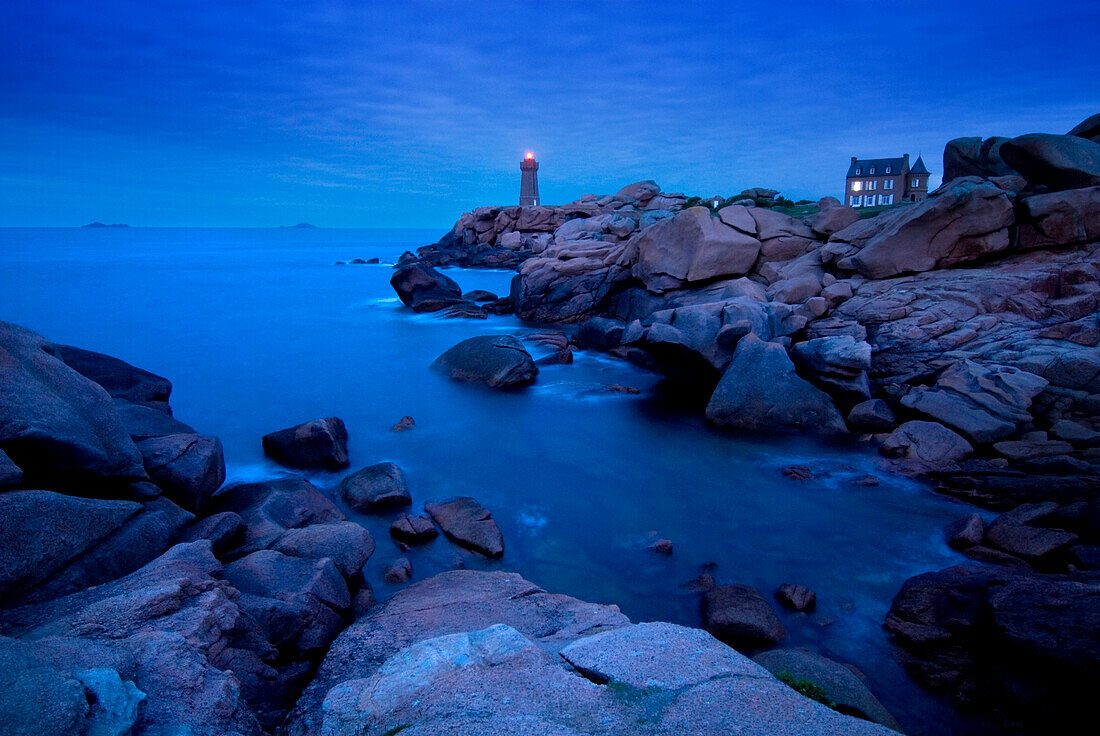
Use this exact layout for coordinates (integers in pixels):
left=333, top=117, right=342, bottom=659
left=525, top=152, right=534, bottom=160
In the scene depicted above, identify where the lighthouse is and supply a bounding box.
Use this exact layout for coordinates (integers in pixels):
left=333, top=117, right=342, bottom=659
left=519, top=152, right=539, bottom=206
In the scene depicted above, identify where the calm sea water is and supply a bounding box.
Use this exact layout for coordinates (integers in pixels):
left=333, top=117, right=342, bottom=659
left=0, top=227, right=988, bottom=734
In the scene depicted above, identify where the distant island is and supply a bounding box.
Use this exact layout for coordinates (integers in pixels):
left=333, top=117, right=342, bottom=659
left=281, top=222, right=318, bottom=229
left=82, top=221, right=130, bottom=228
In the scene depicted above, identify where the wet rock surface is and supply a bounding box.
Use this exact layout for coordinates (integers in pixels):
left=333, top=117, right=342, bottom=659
left=261, top=416, right=349, bottom=470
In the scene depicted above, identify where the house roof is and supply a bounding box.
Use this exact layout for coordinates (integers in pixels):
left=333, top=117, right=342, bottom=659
left=909, top=156, right=930, bottom=175
left=846, top=157, right=906, bottom=177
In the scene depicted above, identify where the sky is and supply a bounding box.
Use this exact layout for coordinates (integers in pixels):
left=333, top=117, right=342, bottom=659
left=1, top=1, right=1097, bottom=228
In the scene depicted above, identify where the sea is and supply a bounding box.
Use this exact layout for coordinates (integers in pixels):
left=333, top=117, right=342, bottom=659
left=0, top=227, right=992, bottom=734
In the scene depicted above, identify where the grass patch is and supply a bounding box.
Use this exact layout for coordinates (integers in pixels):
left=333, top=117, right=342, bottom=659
left=855, top=202, right=914, bottom=219
left=379, top=726, right=412, bottom=736
left=776, top=672, right=837, bottom=710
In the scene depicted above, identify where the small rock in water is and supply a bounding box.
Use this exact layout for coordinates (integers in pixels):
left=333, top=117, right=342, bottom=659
left=702, top=584, right=787, bottom=650
left=536, top=349, right=574, bottom=366
left=851, top=474, right=880, bottom=487
left=684, top=573, right=716, bottom=592
left=649, top=538, right=674, bottom=555
left=384, top=557, right=413, bottom=583
left=607, top=383, right=640, bottom=394
left=340, top=462, right=411, bottom=513
left=262, top=417, right=349, bottom=470
left=782, top=465, right=814, bottom=481
left=431, top=335, right=538, bottom=389
left=425, top=497, right=504, bottom=558
left=774, top=583, right=817, bottom=612
left=390, top=513, right=438, bottom=545
left=391, top=415, right=416, bottom=432
left=462, top=289, right=498, bottom=302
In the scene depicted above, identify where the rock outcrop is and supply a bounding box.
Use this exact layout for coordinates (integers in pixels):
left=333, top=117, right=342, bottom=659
left=885, top=564, right=1100, bottom=733
left=406, top=117, right=1100, bottom=490
left=284, top=571, right=895, bottom=736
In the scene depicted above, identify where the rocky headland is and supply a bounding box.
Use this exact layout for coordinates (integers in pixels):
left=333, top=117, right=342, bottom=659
left=389, top=115, right=1100, bottom=734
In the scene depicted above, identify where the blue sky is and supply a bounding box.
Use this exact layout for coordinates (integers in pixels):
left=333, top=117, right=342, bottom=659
left=1, top=1, right=1097, bottom=228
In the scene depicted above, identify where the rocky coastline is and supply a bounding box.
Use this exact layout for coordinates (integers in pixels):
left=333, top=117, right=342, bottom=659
left=1, top=320, right=902, bottom=735
left=387, top=116, right=1100, bottom=734
left=2, top=116, right=1098, bottom=736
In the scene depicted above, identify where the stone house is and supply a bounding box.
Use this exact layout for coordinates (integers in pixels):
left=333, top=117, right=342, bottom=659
left=844, top=154, right=929, bottom=207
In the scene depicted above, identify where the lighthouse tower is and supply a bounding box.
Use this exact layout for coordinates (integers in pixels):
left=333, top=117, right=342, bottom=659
left=519, top=152, right=539, bottom=206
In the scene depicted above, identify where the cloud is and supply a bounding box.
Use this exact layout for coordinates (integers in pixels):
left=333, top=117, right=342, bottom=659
left=1, top=0, right=1097, bottom=225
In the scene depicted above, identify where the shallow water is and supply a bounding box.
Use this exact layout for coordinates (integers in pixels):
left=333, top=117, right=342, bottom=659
left=0, top=227, right=990, bottom=734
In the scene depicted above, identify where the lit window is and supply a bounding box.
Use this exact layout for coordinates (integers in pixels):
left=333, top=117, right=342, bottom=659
left=852, top=181, right=862, bottom=192
left=869, top=167, right=875, bottom=174
left=869, top=180, right=877, bottom=191
left=885, top=179, right=894, bottom=190
left=850, top=195, right=862, bottom=206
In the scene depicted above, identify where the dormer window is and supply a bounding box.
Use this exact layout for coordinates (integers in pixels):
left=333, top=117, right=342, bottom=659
left=854, top=168, right=861, bottom=175
left=869, top=167, right=875, bottom=174
left=886, top=166, right=892, bottom=173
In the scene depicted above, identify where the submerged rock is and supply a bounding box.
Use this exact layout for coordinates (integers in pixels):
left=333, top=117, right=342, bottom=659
left=774, top=583, right=817, bottom=612
left=261, top=416, right=349, bottom=470
left=431, top=335, right=538, bottom=389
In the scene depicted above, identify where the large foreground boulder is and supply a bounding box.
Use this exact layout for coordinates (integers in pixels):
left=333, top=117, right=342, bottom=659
left=55, top=344, right=172, bottom=410
left=848, top=178, right=1014, bottom=279
left=0, top=490, right=141, bottom=600
left=262, top=417, right=349, bottom=470
left=284, top=571, right=893, bottom=736
left=136, top=432, right=225, bottom=510
left=431, top=334, right=538, bottom=389
left=885, top=564, right=1100, bottom=732
left=706, top=334, right=847, bottom=434
left=1000, top=133, right=1100, bottom=190
left=633, top=206, right=761, bottom=292
left=942, top=136, right=1017, bottom=181
left=0, top=542, right=266, bottom=736
left=0, top=321, right=146, bottom=485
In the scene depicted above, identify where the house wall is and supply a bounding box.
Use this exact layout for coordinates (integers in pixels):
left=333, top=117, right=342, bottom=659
left=844, top=168, right=906, bottom=207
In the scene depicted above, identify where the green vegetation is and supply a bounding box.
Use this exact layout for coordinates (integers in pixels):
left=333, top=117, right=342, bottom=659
left=379, top=726, right=412, bottom=736
left=776, top=672, right=837, bottom=710
left=856, top=202, right=913, bottom=220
